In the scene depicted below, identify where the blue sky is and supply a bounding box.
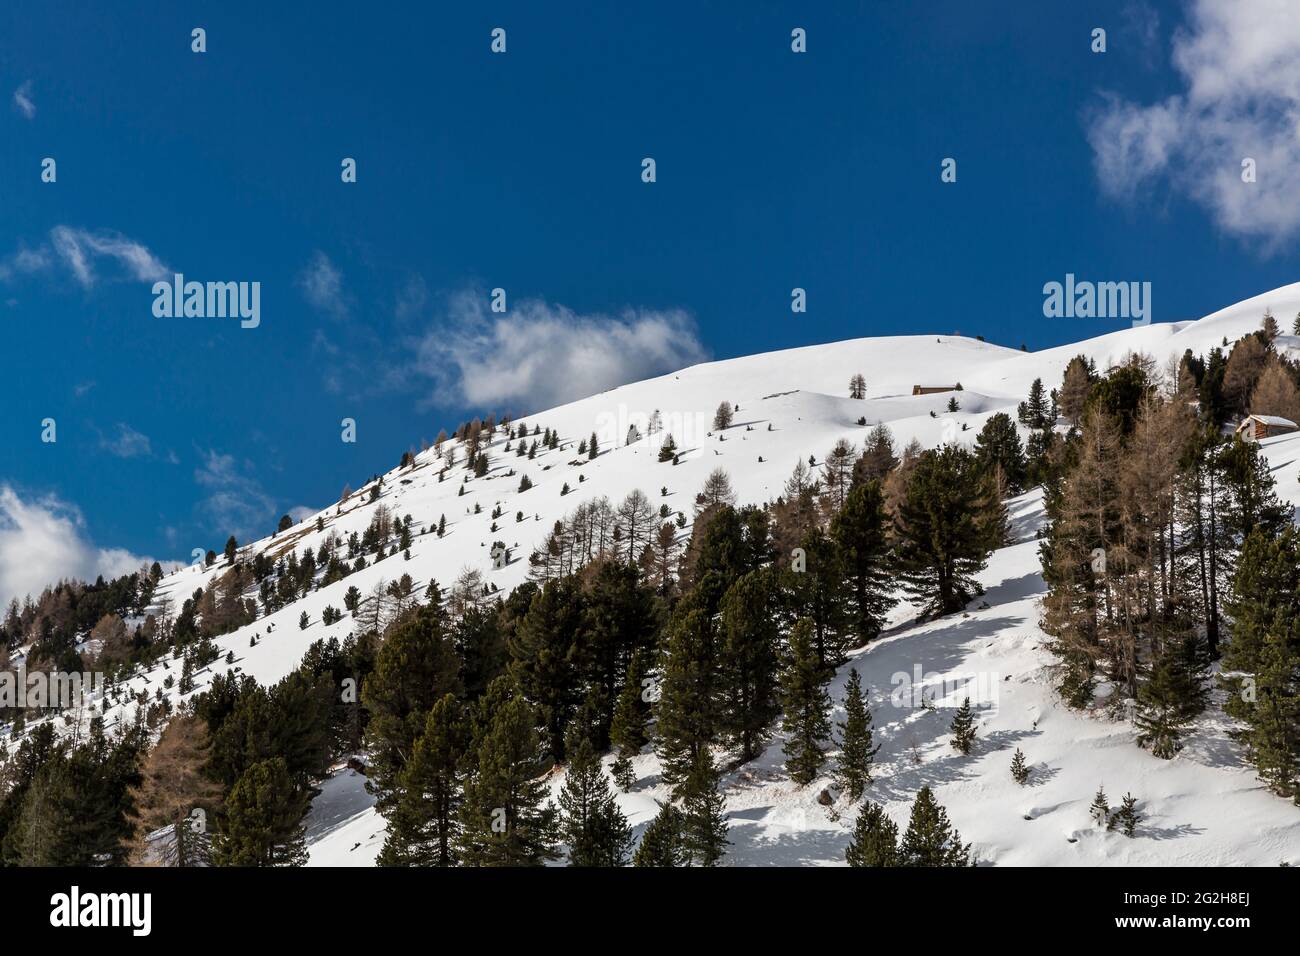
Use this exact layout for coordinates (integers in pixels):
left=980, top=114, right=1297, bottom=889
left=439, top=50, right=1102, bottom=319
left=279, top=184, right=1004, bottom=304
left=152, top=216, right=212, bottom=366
left=2, top=0, right=1298, bottom=602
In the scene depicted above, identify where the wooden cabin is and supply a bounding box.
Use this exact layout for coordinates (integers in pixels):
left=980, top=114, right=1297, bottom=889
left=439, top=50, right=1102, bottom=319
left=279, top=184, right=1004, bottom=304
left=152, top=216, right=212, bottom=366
left=912, top=385, right=957, bottom=396
left=1235, top=414, right=1299, bottom=442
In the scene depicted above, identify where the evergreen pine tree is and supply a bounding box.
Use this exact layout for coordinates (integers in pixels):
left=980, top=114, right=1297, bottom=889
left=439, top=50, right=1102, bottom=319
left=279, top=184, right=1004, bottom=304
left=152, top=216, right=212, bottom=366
left=1116, top=793, right=1139, bottom=836
left=829, top=482, right=894, bottom=646
left=654, top=597, right=721, bottom=795
left=834, top=668, right=879, bottom=801
left=1010, top=748, right=1030, bottom=785
left=1238, top=614, right=1300, bottom=799
left=609, top=649, right=650, bottom=789
left=1089, top=785, right=1110, bottom=826
left=589, top=431, right=599, bottom=459
left=973, top=412, right=1028, bottom=493
left=362, top=603, right=462, bottom=813
left=214, top=757, right=308, bottom=867
left=377, top=694, right=466, bottom=867
left=718, top=568, right=782, bottom=763
left=899, top=786, right=970, bottom=867
left=456, top=695, right=559, bottom=866
left=508, top=577, right=584, bottom=761
left=845, top=800, right=899, bottom=867
left=894, top=446, right=992, bottom=617
left=680, top=749, right=729, bottom=867
left=1135, top=634, right=1207, bottom=759
left=780, top=619, right=832, bottom=786
left=633, top=803, right=687, bottom=866
left=949, top=697, right=977, bottom=755
left=558, top=733, right=633, bottom=866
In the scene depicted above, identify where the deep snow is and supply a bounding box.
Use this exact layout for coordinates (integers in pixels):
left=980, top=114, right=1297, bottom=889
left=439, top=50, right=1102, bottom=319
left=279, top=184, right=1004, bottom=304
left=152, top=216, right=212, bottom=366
left=21, top=283, right=1300, bottom=866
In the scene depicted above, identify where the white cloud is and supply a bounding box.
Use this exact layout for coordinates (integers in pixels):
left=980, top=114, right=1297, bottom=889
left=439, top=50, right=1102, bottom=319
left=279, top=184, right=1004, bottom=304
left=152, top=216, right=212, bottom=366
left=288, top=505, right=317, bottom=524
left=414, top=291, right=709, bottom=412
left=0, top=245, right=51, bottom=283
left=0, top=485, right=157, bottom=609
left=195, top=450, right=277, bottom=541
left=101, top=423, right=152, bottom=459
left=12, top=81, right=35, bottom=119
left=1089, top=0, right=1300, bottom=246
left=297, top=251, right=348, bottom=318
left=49, top=225, right=169, bottom=287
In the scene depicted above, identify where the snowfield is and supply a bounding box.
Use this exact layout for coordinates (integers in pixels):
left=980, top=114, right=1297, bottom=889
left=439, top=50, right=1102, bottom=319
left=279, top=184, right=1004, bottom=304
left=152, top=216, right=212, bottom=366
left=47, top=283, right=1300, bottom=865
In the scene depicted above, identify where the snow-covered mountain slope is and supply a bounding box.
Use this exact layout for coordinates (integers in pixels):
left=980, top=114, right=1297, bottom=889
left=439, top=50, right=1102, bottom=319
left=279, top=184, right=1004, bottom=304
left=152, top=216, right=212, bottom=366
left=40, top=283, right=1300, bottom=865
left=307, top=486, right=1300, bottom=867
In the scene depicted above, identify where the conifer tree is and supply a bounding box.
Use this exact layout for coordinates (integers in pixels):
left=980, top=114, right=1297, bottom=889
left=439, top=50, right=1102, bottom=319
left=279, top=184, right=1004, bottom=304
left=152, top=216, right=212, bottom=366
left=785, top=526, right=852, bottom=668
left=129, top=714, right=222, bottom=867
left=834, top=667, right=879, bottom=801
left=655, top=597, right=721, bottom=795
left=609, top=649, right=650, bottom=789
left=899, top=786, right=970, bottom=867
left=845, top=800, right=899, bottom=867
left=1010, top=748, right=1029, bottom=785
left=633, top=803, right=687, bottom=866
left=558, top=733, right=633, bottom=866
left=1236, top=614, right=1300, bottom=799
left=1116, top=793, right=1139, bottom=836
left=680, top=749, right=729, bottom=866
left=1263, top=309, right=1280, bottom=343
left=1135, top=633, right=1207, bottom=759
left=1058, top=355, right=1096, bottom=425
left=377, top=694, right=466, bottom=867
left=949, top=697, right=977, bottom=755
left=854, top=425, right=899, bottom=485
left=1039, top=405, right=1123, bottom=705
left=718, top=569, right=781, bottom=763
left=973, top=412, right=1027, bottom=494
left=214, top=757, right=308, bottom=867
left=1017, top=377, right=1053, bottom=431
left=508, top=577, right=584, bottom=761
left=456, top=695, right=559, bottom=866
left=1089, top=786, right=1110, bottom=826
left=362, top=603, right=462, bottom=813
left=829, top=481, right=894, bottom=646
left=780, top=619, right=832, bottom=786
left=589, top=431, right=599, bottom=459
left=894, top=445, right=992, bottom=617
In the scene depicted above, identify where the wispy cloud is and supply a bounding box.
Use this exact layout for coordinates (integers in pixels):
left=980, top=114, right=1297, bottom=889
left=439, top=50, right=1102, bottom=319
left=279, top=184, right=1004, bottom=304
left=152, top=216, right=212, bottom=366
left=1088, top=0, right=1300, bottom=247
left=101, top=423, right=152, bottom=459
left=12, top=81, right=35, bottom=120
left=0, top=245, right=51, bottom=283
left=297, top=251, right=349, bottom=318
left=0, top=485, right=159, bottom=609
left=49, top=226, right=169, bottom=287
left=412, top=290, right=709, bottom=412
left=1, top=227, right=169, bottom=288
left=194, top=450, right=277, bottom=541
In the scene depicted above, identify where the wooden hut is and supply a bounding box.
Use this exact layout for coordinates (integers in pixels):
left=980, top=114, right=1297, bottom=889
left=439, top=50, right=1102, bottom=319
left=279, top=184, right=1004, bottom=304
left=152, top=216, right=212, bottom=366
left=1234, top=414, right=1299, bottom=442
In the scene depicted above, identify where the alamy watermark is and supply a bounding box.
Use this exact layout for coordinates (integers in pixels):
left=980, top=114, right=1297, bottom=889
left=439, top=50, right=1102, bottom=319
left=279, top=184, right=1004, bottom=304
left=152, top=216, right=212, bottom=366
left=152, top=273, right=260, bottom=328
left=0, top=668, right=106, bottom=709
left=889, top=664, right=1001, bottom=713
left=1043, top=273, right=1150, bottom=328
left=593, top=403, right=711, bottom=452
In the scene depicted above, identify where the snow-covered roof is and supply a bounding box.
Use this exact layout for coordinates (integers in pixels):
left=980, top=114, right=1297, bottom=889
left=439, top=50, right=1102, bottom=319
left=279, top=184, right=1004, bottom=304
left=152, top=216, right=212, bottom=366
left=1245, top=414, right=1298, bottom=428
